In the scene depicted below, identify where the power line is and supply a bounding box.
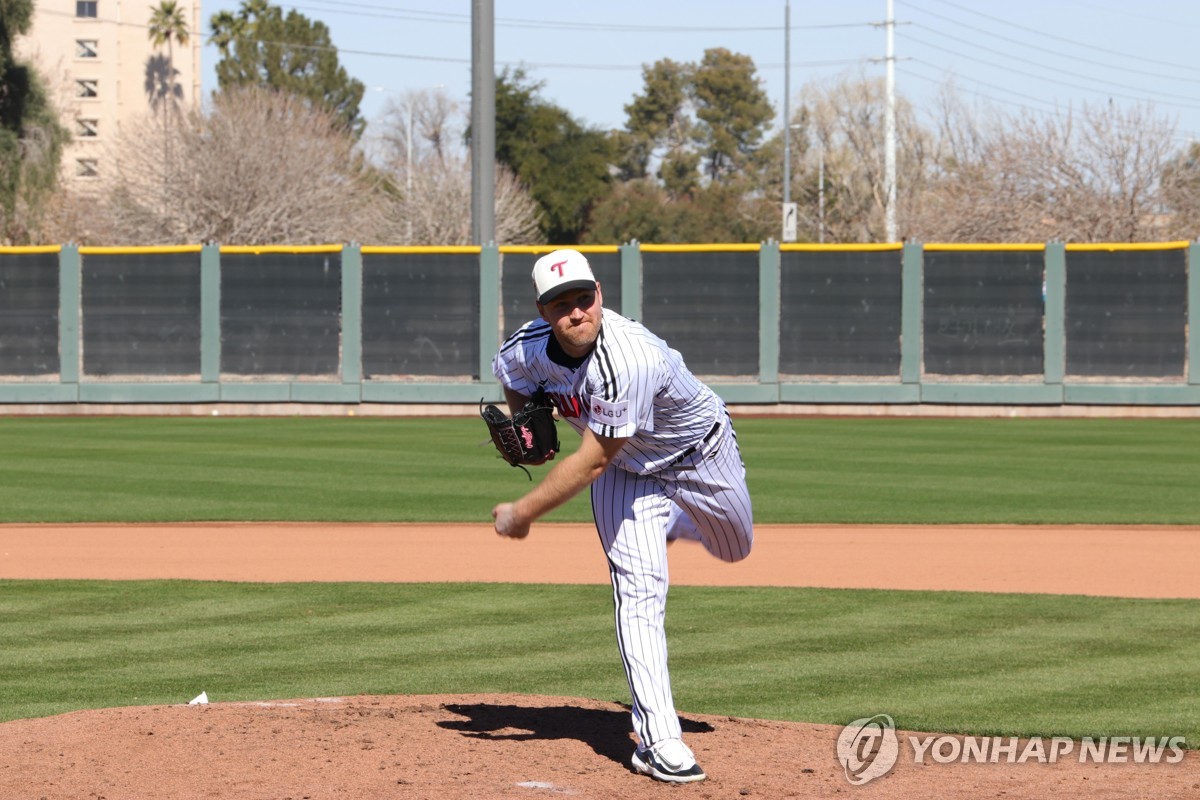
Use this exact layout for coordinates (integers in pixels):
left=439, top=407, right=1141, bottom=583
left=40, top=4, right=871, bottom=74
left=215, top=32, right=870, bottom=76
left=905, top=14, right=1200, bottom=87
left=902, top=31, right=1200, bottom=110
left=903, top=60, right=1062, bottom=114
left=1060, top=0, right=1200, bottom=31
left=895, top=2, right=1200, bottom=141
left=912, top=0, right=1200, bottom=75
left=280, top=1, right=872, bottom=33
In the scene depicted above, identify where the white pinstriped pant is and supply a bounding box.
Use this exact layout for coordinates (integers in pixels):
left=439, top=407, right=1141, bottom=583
left=590, top=419, right=754, bottom=747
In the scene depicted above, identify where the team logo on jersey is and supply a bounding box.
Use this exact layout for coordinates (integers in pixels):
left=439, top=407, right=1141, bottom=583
left=590, top=397, right=628, bottom=421
left=547, top=392, right=583, bottom=418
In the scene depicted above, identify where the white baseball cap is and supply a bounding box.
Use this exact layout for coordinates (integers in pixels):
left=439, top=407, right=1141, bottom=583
left=532, top=249, right=597, bottom=305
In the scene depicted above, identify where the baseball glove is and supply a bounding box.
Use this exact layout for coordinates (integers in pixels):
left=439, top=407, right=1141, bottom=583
left=480, top=387, right=560, bottom=479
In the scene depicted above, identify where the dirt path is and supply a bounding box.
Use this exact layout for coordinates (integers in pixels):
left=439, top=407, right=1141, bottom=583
left=2, top=522, right=1197, bottom=799
left=2, top=522, right=1198, bottom=598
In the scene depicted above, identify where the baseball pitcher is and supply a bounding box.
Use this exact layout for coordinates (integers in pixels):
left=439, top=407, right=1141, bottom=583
left=485, top=248, right=755, bottom=783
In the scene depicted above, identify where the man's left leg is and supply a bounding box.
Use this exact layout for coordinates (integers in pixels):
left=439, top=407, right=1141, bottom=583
left=665, top=424, right=754, bottom=563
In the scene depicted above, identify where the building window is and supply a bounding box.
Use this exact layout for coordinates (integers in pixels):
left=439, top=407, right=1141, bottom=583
left=76, top=1, right=98, bottom=18
left=76, top=39, right=99, bottom=59
left=76, top=159, right=99, bottom=178
left=76, top=79, right=98, bottom=98
left=76, top=119, right=99, bottom=138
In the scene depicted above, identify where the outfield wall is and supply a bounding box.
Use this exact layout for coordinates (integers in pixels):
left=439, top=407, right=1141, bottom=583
left=1, top=242, right=1196, bottom=409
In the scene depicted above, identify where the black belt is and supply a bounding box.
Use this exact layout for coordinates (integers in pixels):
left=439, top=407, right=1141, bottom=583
left=673, top=420, right=721, bottom=465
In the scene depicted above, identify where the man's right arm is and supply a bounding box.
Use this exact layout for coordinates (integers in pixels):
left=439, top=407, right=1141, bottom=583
left=492, top=427, right=624, bottom=538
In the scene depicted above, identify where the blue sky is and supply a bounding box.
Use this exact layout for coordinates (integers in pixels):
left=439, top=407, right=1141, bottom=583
left=199, top=1, right=1200, bottom=148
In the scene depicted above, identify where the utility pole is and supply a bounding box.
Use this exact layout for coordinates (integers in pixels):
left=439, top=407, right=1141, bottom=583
left=783, top=0, right=790, bottom=208
left=884, top=0, right=897, bottom=242
left=818, top=145, right=825, bottom=244
left=781, top=1, right=797, bottom=242
left=406, top=106, right=414, bottom=242
left=470, top=0, right=495, bottom=245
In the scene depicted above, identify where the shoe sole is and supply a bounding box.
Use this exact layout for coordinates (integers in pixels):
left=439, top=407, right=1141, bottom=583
left=631, top=751, right=707, bottom=783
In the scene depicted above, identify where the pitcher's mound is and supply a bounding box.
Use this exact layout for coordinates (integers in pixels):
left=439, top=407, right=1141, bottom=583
left=0, top=694, right=1192, bottom=799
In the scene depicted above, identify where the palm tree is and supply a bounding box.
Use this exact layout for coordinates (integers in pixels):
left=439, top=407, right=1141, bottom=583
left=148, top=1, right=189, bottom=224
left=148, top=1, right=190, bottom=100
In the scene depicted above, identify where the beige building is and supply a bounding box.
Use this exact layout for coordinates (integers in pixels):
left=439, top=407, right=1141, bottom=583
left=15, top=1, right=203, bottom=184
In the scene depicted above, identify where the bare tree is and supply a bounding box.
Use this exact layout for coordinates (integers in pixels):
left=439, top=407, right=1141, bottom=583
left=72, top=86, right=388, bottom=245
left=372, top=87, right=541, bottom=244
left=376, top=88, right=458, bottom=169
left=383, top=153, right=541, bottom=245
left=1160, top=140, right=1200, bottom=238
left=908, top=97, right=1180, bottom=243
left=796, top=73, right=932, bottom=243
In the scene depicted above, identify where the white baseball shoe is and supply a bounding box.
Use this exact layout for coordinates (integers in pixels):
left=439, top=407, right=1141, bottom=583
left=631, top=738, right=706, bottom=783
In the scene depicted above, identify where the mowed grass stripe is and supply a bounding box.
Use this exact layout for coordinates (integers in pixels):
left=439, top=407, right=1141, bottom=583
left=1, top=580, right=1197, bottom=745
left=1, top=416, right=1199, bottom=523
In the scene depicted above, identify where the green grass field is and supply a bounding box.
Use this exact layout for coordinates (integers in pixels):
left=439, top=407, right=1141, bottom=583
left=1, top=416, right=1198, bottom=744
left=1, top=416, right=1198, bottom=523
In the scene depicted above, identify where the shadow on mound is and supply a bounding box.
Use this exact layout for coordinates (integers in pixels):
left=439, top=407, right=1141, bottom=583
left=438, top=702, right=715, bottom=767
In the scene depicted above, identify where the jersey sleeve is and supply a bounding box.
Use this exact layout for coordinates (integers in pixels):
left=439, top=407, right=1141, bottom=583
left=492, top=324, right=540, bottom=397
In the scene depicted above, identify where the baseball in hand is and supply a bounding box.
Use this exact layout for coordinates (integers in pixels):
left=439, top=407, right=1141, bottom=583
left=492, top=502, right=530, bottom=539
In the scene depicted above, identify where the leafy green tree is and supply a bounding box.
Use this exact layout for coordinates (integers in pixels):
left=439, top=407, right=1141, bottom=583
left=679, top=180, right=775, bottom=242
left=148, top=1, right=190, bottom=100
left=583, top=180, right=676, bottom=244
left=591, top=48, right=776, bottom=242
left=491, top=68, right=614, bottom=244
left=659, top=147, right=701, bottom=199
left=0, top=0, right=69, bottom=243
left=618, top=49, right=774, bottom=190
left=620, top=58, right=691, bottom=181
left=584, top=178, right=774, bottom=244
left=691, top=48, right=775, bottom=181
left=209, top=0, right=365, bottom=136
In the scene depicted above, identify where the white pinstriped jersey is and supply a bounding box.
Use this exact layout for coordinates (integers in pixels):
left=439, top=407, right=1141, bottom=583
left=493, top=309, right=722, bottom=475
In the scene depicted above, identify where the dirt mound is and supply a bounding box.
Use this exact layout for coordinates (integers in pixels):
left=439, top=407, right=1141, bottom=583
left=1, top=693, right=1194, bottom=799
